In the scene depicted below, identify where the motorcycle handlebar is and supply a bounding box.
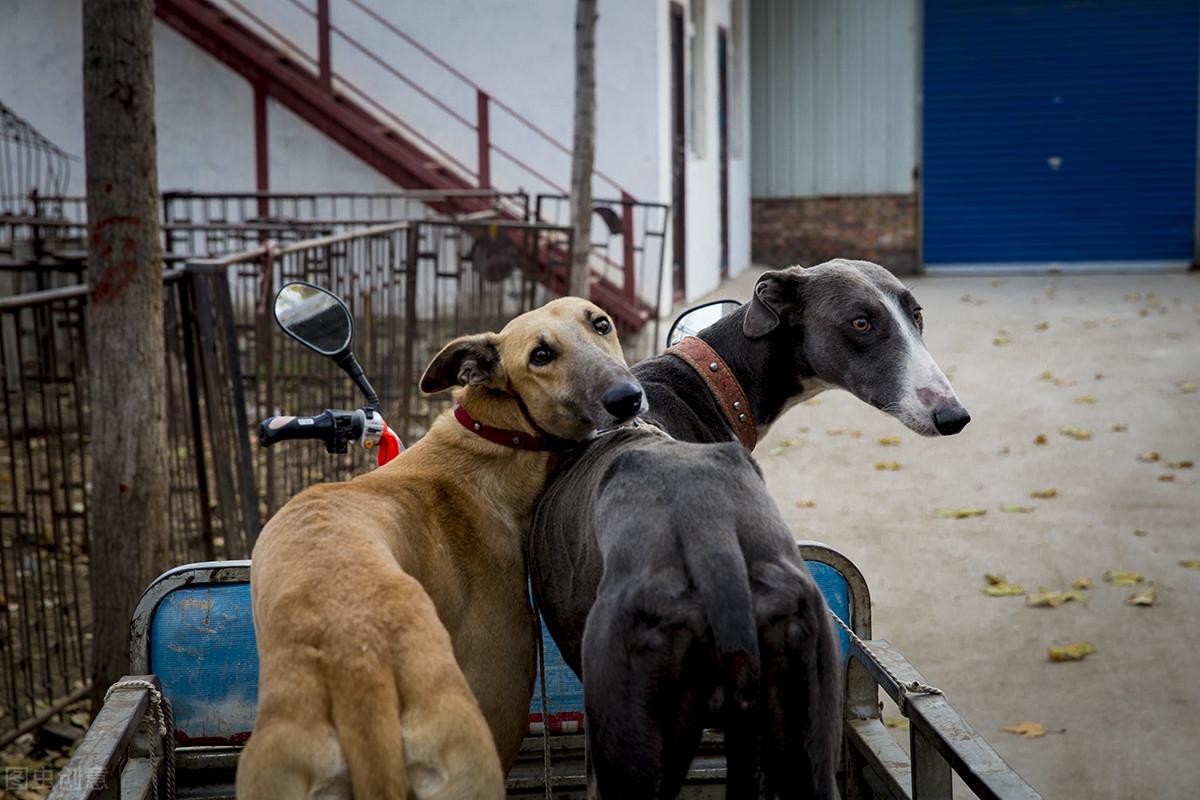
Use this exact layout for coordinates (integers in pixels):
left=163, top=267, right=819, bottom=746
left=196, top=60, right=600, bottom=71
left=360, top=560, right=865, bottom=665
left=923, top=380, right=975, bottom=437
left=259, top=410, right=357, bottom=453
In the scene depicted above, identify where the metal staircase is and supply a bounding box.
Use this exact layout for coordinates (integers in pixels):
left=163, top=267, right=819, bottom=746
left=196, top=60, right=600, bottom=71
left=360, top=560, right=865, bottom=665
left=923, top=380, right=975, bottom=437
left=153, top=0, right=659, bottom=331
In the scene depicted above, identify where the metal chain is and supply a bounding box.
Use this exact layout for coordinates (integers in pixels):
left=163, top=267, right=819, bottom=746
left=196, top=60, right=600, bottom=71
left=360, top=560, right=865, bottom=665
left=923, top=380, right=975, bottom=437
left=827, top=610, right=942, bottom=714
left=526, top=581, right=553, bottom=800
left=103, top=679, right=174, bottom=800
left=161, top=697, right=177, bottom=800
left=536, top=626, right=553, bottom=800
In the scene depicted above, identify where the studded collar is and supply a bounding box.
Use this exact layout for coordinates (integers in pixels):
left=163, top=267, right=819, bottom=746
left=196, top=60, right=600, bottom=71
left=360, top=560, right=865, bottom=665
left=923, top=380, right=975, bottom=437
left=453, top=404, right=566, bottom=452
left=665, top=336, right=757, bottom=452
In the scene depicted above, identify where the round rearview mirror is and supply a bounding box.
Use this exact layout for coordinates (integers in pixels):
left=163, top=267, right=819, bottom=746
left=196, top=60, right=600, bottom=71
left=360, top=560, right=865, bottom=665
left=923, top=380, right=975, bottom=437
left=273, top=281, right=353, bottom=357
left=666, top=300, right=742, bottom=349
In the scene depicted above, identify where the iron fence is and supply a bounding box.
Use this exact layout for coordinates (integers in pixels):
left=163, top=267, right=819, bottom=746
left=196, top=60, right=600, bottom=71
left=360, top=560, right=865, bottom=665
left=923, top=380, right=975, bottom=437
left=534, top=193, right=669, bottom=348
left=0, top=215, right=571, bottom=740
left=160, top=189, right=530, bottom=250
left=205, top=217, right=568, bottom=515
left=0, top=267, right=265, bottom=742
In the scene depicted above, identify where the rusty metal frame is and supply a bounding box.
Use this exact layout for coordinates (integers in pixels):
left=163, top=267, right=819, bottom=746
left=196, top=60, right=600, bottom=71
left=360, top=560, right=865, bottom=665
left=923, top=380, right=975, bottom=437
left=48, top=674, right=167, bottom=800
left=798, top=540, right=1041, bottom=800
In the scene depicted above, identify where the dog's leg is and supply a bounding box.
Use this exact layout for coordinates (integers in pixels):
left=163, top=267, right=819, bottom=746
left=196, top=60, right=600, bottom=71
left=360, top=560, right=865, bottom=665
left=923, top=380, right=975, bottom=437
left=582, top=589, right=711, bottom=800
left=754, top=562, right=842, bottom=800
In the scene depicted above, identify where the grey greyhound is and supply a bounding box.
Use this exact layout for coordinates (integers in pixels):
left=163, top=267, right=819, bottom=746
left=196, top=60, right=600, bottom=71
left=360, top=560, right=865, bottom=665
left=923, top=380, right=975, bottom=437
left=529, top=259, right=969, bottom=799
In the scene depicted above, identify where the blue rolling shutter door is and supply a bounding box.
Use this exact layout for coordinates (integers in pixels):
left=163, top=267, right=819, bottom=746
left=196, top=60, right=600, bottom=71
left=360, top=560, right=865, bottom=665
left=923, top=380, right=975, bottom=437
left=922, top=0, right=1199, bottom=266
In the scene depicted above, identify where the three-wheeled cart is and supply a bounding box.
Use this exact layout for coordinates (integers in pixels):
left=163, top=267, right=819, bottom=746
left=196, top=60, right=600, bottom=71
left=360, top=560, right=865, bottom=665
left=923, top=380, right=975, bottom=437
left=49, top=541, right=1040, bottom=799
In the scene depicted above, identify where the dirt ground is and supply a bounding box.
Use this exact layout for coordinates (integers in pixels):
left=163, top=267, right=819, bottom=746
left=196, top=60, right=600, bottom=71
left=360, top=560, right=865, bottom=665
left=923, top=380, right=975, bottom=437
left=691, top=266, right=1200, bottom=799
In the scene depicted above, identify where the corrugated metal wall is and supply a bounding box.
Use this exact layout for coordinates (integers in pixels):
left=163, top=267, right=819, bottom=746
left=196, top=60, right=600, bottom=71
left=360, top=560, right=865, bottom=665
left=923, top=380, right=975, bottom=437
left=749, top=0, right=917, bottom=198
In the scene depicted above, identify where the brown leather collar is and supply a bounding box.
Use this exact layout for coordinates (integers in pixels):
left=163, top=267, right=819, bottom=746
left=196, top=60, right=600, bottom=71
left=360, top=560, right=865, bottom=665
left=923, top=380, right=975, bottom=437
left=454, top=404, right=565, bottom=451
left=666, top=337, right=757, bottom=451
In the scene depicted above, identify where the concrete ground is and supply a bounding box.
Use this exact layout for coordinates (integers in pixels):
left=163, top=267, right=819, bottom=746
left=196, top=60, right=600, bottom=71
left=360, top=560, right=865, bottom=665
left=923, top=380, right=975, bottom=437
left=690, top=266, right=1200, bottom=799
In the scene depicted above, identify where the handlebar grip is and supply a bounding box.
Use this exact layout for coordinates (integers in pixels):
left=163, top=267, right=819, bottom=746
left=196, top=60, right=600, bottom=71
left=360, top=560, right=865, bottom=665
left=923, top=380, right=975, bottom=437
left=258, top=411, right=337, bottom=448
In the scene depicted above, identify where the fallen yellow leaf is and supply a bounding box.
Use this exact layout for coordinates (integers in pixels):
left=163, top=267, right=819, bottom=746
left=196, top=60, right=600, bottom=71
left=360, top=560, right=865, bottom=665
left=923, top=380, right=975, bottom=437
left=768, top=447, right=785, bottom=456
left=1033, top=434, right=1048, bottom=445
left=1071, top=577, right=1092, bottom=590
left=1133, top=529, right=1149, bottom=537
left=1038, top=370, right=1055, bottom=381
left=1001, top=722, right=1047, bottom=739
left=936, top=507, right=987, bottom=519
left=1073, top=395, right=1099, bottom=404
left=1103, top=570, right=1144, bottom=586
left=883, top=717, right=909, bottom=729
left=1111, top=423, right=1128, bottom=432
left=1126, top=587, right=1156, bottom=607
left=983, top=574, right=1025, bottom=597
left=1158, top=474, right=1176, bottom=483
left=874, top=462, right=902, bottom=471
left=1048, top=642, right=1097, bottom=662
left=1059, top=426, right=1092, bottom=441
left=1026, top=589, right=1087, bottom=608
left=1034, top=321, right=1050, bottom=331
left=1166, top=460, right=1194, bottom=469
left=1179, top=560, right=1200, bottom=570
left=795, top=500, right=816, bottom=509
left=825, top=427, right=847, bottom=436
left=1029, top=488, right=1058, bottom=499
left=1001, top=504, right=1036, bottom=514
left=878, top=436, right=902, bottom=446
left=993, top=337, right=1011, bottom=347
left=1138, top=451, right=1161, bottom=462
left=1180, top=382, right=1197, bottom=394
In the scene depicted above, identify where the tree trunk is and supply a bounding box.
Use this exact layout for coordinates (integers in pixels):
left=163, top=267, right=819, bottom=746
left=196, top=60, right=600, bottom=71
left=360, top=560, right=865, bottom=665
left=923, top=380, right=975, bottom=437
left=82, top=0, right=170, bottom=708
left=567, top=0, right=597, bottom=298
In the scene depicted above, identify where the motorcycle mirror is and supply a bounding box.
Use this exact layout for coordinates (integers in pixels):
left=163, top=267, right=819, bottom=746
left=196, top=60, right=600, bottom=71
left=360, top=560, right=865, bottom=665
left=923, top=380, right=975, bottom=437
left=665, top=299, right=742, bottom=349
left=274, top=281, right=353, bottom=357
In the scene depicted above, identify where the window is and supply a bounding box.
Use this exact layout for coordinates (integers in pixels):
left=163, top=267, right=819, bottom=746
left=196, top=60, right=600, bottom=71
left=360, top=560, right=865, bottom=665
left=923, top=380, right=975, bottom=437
left=688, top=0, right=706, bottom=155
left=729, top=0, right=744, bottom=157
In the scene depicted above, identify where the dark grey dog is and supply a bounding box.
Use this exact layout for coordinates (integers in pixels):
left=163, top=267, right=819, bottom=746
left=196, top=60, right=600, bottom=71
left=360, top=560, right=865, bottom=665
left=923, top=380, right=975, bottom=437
left=531, top=260, right=969, bottom=799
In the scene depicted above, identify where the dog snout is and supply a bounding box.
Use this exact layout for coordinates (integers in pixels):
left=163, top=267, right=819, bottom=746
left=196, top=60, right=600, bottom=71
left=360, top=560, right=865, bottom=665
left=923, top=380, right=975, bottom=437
left=932, top=402, right=970, bottom=436
left=602, top=381, right=644, bottom=422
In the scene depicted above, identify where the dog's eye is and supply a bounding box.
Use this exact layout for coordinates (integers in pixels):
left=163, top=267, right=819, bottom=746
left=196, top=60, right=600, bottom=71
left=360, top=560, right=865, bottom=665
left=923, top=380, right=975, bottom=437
left=593, top=317, right=612, bottom=335
left=913, top=308, right=924, bottom=327
left=850, top=318, right=871, bottom=333
left=529, top=346, right=555, bottom=366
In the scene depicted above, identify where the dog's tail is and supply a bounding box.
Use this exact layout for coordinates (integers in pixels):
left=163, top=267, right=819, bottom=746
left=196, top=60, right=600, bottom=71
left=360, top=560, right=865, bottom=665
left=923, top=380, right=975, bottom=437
left=679, top=524, right=760, bottom=711
left=328, top=664, right=410, bottom=799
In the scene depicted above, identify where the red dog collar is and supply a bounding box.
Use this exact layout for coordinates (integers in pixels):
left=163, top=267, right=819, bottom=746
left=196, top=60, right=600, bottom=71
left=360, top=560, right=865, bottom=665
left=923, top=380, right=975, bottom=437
left=454, top=404, right=563, bottom=451
left=666, top=337, right=757, bottom=452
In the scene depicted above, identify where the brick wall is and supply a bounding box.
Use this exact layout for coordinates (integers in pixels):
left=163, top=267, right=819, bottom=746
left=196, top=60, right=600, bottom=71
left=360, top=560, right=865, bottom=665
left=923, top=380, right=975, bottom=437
left=751, top=194, right=919, bottom=275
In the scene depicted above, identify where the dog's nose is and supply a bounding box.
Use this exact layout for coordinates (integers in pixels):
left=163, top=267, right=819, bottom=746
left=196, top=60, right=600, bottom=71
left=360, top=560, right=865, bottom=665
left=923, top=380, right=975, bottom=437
left=933, top=403, right=971, bottom=436
left=602, top=381, right=644, bottom=421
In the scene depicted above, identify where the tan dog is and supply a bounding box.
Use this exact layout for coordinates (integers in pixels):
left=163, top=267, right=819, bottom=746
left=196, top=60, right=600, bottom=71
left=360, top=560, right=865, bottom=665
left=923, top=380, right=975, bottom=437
left=237, top=297, right=643, bottom=799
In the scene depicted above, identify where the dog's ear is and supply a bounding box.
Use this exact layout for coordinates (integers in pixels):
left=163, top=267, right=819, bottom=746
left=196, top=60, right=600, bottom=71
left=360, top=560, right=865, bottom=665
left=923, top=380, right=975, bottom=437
left=743, top=269, right=804, bottom=339
left=419, top=333, right=504, bottom=394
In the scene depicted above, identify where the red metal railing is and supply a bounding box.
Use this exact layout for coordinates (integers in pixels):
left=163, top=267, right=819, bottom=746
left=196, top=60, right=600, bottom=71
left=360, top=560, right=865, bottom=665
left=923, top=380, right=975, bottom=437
left=241, top=0, right=634, bottom=200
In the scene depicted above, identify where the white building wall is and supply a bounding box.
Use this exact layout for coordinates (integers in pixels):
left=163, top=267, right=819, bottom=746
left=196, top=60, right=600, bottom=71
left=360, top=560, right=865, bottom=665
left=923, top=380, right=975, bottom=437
left=749, top=0, right=918, bottom=198
left=678, top=0, right=753, bottom=300
left=2, top=0, right=750, bottom=303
